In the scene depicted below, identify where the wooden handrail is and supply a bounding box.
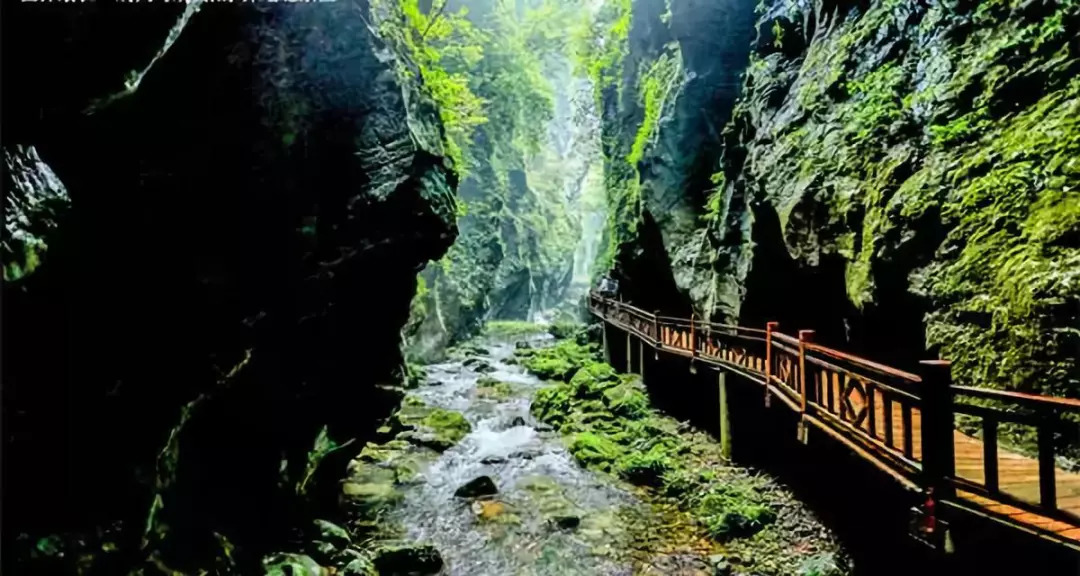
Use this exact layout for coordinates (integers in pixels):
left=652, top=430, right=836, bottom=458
left=586, top=289, right=1080, bottom=547
left=952, top=385, right=1080, bottom=412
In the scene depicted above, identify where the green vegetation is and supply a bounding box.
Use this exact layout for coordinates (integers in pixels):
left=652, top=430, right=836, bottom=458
left=627, top=47, right=682, bottom=166
left=519, top=335, right=843, bottom=573
left=475, top=376, right=514, bottom=399
left=516, top=339, right=599, bottom=381
left=727, top=0, right=1080, bottom=410
left=572, top=0, right=640, bottom=281
left=400, top=0, right=593, bottom=358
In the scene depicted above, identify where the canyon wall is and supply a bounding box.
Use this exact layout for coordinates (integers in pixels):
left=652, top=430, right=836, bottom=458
left=2, top=1, right=457, bottom=572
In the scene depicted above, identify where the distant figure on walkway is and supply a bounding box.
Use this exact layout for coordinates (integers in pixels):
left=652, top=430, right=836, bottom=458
left=597, top=275, right=619, bottom=298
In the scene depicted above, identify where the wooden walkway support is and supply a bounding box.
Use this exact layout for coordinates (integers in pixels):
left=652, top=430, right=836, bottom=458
left=587, top=292, right=1080, bottom=553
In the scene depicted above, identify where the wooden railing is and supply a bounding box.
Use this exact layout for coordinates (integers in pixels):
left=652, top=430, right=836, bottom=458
left=588, top=292, right=1080, bottom=546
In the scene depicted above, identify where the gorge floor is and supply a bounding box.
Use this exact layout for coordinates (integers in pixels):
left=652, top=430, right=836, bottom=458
left=341, top=328, right=848, bottom=576
left=385, top=335, right=717, bottom=575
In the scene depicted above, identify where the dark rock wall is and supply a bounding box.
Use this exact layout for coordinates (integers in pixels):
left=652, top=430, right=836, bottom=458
left=2, top=1, right=457, bottom=572
left=601, top=0, right=759, bottom=315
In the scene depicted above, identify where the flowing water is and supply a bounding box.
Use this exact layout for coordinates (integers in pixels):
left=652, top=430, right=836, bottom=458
left=389, top=335, right=714, bottom=576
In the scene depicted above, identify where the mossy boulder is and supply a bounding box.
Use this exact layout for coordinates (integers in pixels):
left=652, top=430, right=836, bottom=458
left=548, top=321, right=586, bottom=343
left=601, top=381, right=650, bottom=419
left=341, top=468, right=403, bottom=519
left=695, top=487, right=777, bottom=540
left=476, top=377, right=514, bottom=399
left=569, top=362, right=619, bottom=396
left=261, top=553, right=325, bottom=576
left=567, top=432, right=623, bottom=471
left=519, top=340, right=597, bottom=382
left=616, top=445, right=675, bottom=487
left=531, top=385, right=574, bottom=427
left=403, top=364, right=427, bottom=389
left=400, top=408, right=471, bottom=452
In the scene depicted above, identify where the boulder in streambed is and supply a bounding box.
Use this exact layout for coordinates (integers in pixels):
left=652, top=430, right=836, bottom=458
left=261, top=553, right=325, bottom=576
left=463, top=357, right=495, bottom=373
left=454, top=476, right=498, bottom=498
left=551, top=514, right=580, bottom=530
left=398, top=408, right=471, bottom=452
left=342, top=554, right=378, bottom=576
left=372, top=543, right=443, bottom=576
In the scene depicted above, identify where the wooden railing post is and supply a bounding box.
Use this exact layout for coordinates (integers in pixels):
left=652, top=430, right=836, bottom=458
left=919, top=360, right=956, bottom=499
left=689, top=314, right=697, bottom=357
left=689, top=313, right=697, bottom=374
left=797, top=330, right=815, bottom=443
left=764, top=321, right=778, bottom=407
left=653, top=311, right=661, bottom=359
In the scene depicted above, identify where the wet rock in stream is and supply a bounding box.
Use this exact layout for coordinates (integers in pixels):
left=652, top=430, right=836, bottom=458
left=454, top=476, right=499, bottom=498
left=372, top=543, right=444, bottom=575
left=550, top=514, right=580, bottom=530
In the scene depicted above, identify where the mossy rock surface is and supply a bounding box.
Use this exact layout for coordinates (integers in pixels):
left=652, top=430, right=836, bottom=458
left=261, top=553, right=325, bottom=576
left=516, top=332, right=848, bottom=574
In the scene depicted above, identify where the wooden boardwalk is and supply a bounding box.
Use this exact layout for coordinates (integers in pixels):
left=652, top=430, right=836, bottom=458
left=588, top=292, right=1080, bottom=552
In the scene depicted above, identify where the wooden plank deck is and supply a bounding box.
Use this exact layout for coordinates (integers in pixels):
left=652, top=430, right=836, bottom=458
left=841, top=380, right=1080, bottom=543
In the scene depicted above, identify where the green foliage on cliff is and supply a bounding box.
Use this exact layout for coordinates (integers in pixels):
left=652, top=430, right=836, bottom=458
left=375, top=0, right=489, bottom=174
left=573, top=0, right=631, bottom=98
left=731, top=0, right=1080, bottom=400
left=574, top=0, right=638, bottom=281
left=627, top=47, right=681, bottom=166
left=404, top=0, right=595, bottom=356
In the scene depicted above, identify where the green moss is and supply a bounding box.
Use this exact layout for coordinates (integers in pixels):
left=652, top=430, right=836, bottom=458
left=518, top=342, right=786, bottom=558
left=567, top=432, right=623, bottom=471
left=531, top=384, right=574, bottom=427
left=615, top=444, right=675, bottom=487
left=476, top=377, right=514, bottom=399
left=568, top=362, right=619, bottom=396
left=601, top=382, right=650, bottom=419
left=548, top=321, right=585, bottom=341
left=484, top=321, right=548, bottom=337
left=627, top=47, right=682, bottom=166
left=720, top=0, right=1080, bottom=428
left=695, top=485, right=777, bottom=540
left=519, top=340, right=599, bottom=382
left=421, top=409, right=471, bottom=445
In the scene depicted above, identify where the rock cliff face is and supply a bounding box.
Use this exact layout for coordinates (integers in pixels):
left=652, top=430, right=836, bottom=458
left=596, top=0, right=1079, bottom=397
left=405, top=13, right=594, bottom=360
left=593, top=0, right=758, bottom=313
left=2, top=1, right=457, bottom=572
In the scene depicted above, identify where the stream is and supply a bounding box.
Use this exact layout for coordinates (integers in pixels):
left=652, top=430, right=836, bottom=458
left=387, top=334, right=717, bottom=576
